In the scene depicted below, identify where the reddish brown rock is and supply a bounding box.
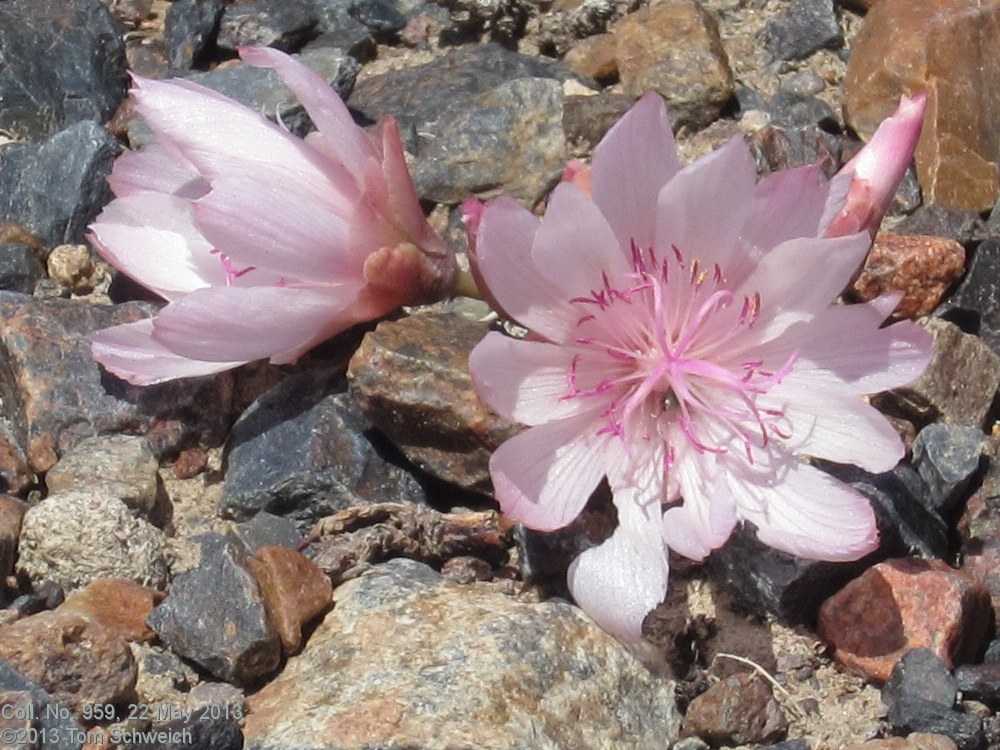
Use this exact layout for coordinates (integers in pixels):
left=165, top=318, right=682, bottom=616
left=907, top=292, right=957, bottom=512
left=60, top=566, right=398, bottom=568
left=562, top=34, right=617, bottom=82
left=818, top=558, right=991, bottom=684
left=851, top=232, right=965, bottom=318
left=612, top=0, right=733, bottom=130
left=251, top=545, right=332, bottom=655
left=172, top=445, right=209, bottom=479
left=0, top=495, right=26, bottom=585
left=0, top=610, right=137, bottom=716
left=843, top=0, right=1000, bottom=211
left=682, top=672, right=788, bottom=745
left=59, top=578, right=164, bottom=643
left=957, top=450, right=1000, bottom=623
left=843, top=734, right=957, bottom=750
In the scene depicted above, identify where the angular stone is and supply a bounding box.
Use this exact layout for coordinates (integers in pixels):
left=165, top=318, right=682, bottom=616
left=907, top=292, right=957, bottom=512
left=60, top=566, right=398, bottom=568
left=896, top=205, right=988, bottom=246
left=763, top=0, right=842, bottom=61
left=749, top=123, right=844, bottom=176
left=563, top=33, right=618, bottom=81
left=0, top=0, right=128, bottom=139
left=58, top=579, right=163, bottom=644
left=911, top=424, right=985, bottom=512
left=768, top=91, right=839, bottom=130
left=0, top=121, right=119, bottom=248
left=0, top=659, right=87, bottom=750
left=17, top=490, right=169, bottom=593
left=876, top=318, right=1000, bottom=429
left=229, top=512, right=303, bottom=554
left=938, top=238, right=1000, bottom=359
left=682, top=672, right=788, bottom=746
left=884, top=649, right=958, bottom=716
left=0, top=294, right=233, bottom=487
left=842, top=736, right=959, bottom=750
left=612, top=0, right=733, bottom=130
left=0, top=610, right=137, bottom=717
left=217, top=0, right=319, bottom=52
left=844, top=0, right=1000, bottom=211
left=244, top=559, right=681, bottom=749
left=348, top=313, right=521, bottom=493
left=850, top=233, right=965, bottom=319
left=148, top=534, right=281, bottom=686
left=220, top=368, right=426, bottom=526
left=45, top=434, right=163, bottom=519
left=957, top=449, right=1000, bottom=624
left=818, top=558, right=992, bottom=683
left=562, top=91, right=634, bottom=151
left=164, top=0, right=227, bottom=70
left=412, top=77, right=567, bottom=204
left=349, top=0, right=407, bottom=33
left=0, top=495, right=26, bottom=590
left=251, top=546, right=332, bottom=654
left=0, top=243, right=46, bottom=295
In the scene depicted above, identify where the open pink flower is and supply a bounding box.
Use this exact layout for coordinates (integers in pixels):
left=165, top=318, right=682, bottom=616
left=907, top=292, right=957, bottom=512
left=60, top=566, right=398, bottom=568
left=468, top=92, right=932, bottom=641
left=89, top=47, right=455, bottom=385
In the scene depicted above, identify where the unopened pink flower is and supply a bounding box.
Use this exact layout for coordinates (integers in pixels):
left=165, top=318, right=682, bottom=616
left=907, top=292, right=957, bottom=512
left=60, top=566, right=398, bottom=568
left=468, top=92, right=932, bottom=641
left=89, top=47, right=456, bottom=385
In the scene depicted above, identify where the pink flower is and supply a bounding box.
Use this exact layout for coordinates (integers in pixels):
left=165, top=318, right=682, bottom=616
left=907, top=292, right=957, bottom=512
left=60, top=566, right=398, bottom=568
left=89, top=47, right=456, bottom=385
left=468, top=92, right=932, bottom=641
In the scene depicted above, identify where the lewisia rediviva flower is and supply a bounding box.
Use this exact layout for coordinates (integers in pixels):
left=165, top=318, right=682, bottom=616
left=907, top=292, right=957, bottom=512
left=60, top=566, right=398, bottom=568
left=89, top=47, right=456, bottom=385
left=468, top=92, right=932, bottom=641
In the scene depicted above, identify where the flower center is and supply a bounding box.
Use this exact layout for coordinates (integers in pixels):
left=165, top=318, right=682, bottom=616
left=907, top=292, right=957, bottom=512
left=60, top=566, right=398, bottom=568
left=562, top=241, right=795, bottom=464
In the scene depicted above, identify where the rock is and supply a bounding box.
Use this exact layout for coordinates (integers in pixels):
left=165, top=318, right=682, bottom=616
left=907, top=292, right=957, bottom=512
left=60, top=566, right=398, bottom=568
left=147, top=534, right=281, bottom=686
left=843, top=0, right=1000, bottom=211
left=749, top=123, right=844, bottom=176
left=850, top=233, right=966, bottom=319
left=563, top=33, right=618, bottom=82
left=251, top=546, right=332, bottom=654
left=884, top=649, right=958, bottom=716
left=349, top=0, right=408, bottom=33
left=58, top=579, right=164, bottom=644
left=763, top=0, right=842, bottom=60
left=957, top=453, right=1000, bottom=624
left=164, top=0, right=227, bottom=70
left=0, top=659, right=87, bottom=750
left=6, top=581, right=65, bottom=619
left=779, top=71, right=826, bottom=98
left=818, top=558, right=992, bottom=683
left=45, top=434, right=164, bottom=520
left=955, top=662, right=1000, bottom=707
left=910, top=424, right=985, bottom=513
left=562, top=91, right=634, bottom=150
left=17, top=490, right=170, bottom=593
left=938, top=238, right=1000, bottom=358
left=0, top=294, right=233, bottom=488
left=682, top=671, right=788, bottom=746
left=219, top=368, right=426, bottom=526
left=843, top=735, right=959, bottom=750
left=412, top=77, right=567, bottom=204
left=875, top=318, right=1000, bottom=429
left=0, top=0, right=128, bottom=140
left=217, top=0, right=319, bottom=52
left=0, top=496, right=26, bottom=590
left=0, top=244, right=46, bottom=295
left=348, top=313, right=521, bottom=493
left=895, top=205, right=988, bottom=245
left=0, top=610, right=137, bottom=717
left=768, top=91, right=839, bottom=130
left=229, top=512, right=303, bottom=554
left=0, top=121, right=119, bottom=248
left=612, top=0, right=734, bottom=130
left=129, top=47, right=361, bottom=146
left=132, top=643, right=197, bottom=708
left=310, top=0, right=377, bottom=58
left=244, top=559, right=681, bottom=749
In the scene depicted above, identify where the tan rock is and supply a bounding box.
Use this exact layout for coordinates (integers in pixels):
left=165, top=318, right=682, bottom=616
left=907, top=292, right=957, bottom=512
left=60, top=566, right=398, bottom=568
left=842, top=733, right=957, bottom=750
left=0, top=495, right=26, bottom=583
left=818, top=558, right=991, bottom=684
left=844, top=0, right=1000, bottom=211
left=59, top=578, right=164, bottom=643
left=612, top=0, right=733, bottom=130
left=563, top=33, right=618, bottom=81
left=851, top=232, right=965, bottom=318
left=251, top=545, right=332, bottom=655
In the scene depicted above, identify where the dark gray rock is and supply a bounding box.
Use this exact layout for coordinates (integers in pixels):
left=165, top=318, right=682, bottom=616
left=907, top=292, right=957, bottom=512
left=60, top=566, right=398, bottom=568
left=763, top=0, right=842, bottom=61
left=309, top=0, right=377, bottom=58
left=956, top=662, right=1000, bottom=708
left=895, top=204, right=988, bottom=245
left=0, top=244, right=45, bottom=295
left=0, top=121, right=120, bottom=248
left=217, top=0, right=319, bottom=52
left=749, top=123, right=844, bottom=178
left=229, top=512, right=304, bottom=554
left=349, top=0, right=407, bottom=33
left=6, top=581, right=65, bottom=618
left=911, top=423, right=986, bottom=513
left=0, top=659, right=85, bottom=750
left=0, top=0, right=128, bottom=140
left=985, top=639, right=1000, bottom=663
left=219, top=368, right=427, bottom=527
left=128, top=47, right=360, bottom=146
left=939, top=238, right=1000, bottom=358
left=768, top=91, right=838, bottom=130
left=164, top=0, right=227, bottom=71
left=126, top=716, right=244, bottom=750
left=148, top=534, right=281, bottom=686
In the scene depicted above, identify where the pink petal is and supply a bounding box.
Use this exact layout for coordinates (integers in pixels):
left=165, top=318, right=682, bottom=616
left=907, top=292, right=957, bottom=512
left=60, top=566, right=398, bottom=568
left=662, top=446, right=738, bottom=560
left=489, top=415, right=609, bottom=531
left=654, top=136, right=759, bottom=273
left=193, top=176, right=359, bottom=283
left=473, top=197, right=577, bottom=341
left=149, top=284, right=364, bottom=363
left=91, top=319, right=247, bottom=385
left=239, top=46, right=373, bottom=176
left=531, top=182, right=630, bottom=300
left=107, top=143, right=207, bottom=200
left=89, top=192, right=226, bottom=298
left=567, top=492, right=669, bottom=642
left=732, top=453, right=879, bottom=561
left=591, top=92, right=680, bottom=251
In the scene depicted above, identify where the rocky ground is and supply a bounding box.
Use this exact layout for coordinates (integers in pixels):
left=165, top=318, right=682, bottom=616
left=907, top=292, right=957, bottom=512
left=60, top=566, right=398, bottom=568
left=1, top=0, right=1000, bottom=748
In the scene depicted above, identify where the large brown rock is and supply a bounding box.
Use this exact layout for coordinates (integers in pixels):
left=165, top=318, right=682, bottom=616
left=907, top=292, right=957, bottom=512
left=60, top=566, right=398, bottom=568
left=843, top=0, right=1000, bottom=211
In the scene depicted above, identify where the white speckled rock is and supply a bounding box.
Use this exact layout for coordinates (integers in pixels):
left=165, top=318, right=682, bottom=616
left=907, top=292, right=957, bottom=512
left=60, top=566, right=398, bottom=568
left=244, top=559, right=680, bottom=750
